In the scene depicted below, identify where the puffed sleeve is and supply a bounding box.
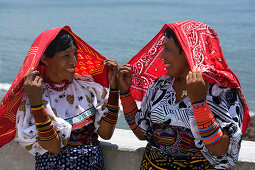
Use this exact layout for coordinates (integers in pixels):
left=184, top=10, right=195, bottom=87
left=135, top=80, right=156, bottom=141
left=191, top=84, right=243, bottom=169
left=74, top=75, right=109, bottom=132
left=90, top=84, right=110, bottom=132
left=15, top=95, right=72, bottom=156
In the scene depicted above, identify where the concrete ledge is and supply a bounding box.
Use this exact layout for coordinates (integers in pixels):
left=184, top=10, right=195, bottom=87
left=0, top=129, right=255, bottom=170
left=99, top=129, right=147, bottom=170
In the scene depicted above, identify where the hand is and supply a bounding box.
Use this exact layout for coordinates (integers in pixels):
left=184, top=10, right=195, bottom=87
left=24, top=69, right=43, bottom=106
left=186, top=67, right=207, bottom=104
left=104, top=59, right=119, bottom=89
left=117, top=64, right=132, bottom=94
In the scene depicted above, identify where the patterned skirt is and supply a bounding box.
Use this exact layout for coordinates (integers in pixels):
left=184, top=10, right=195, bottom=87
left=140, top=143, right=216, bottom=170
left=35, top=141, right=104, bottom=170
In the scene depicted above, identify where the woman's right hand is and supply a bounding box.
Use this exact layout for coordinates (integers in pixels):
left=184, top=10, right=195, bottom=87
left=117, top=64, right=132, bottom=94
left=23, top=69, right=43, bottom=106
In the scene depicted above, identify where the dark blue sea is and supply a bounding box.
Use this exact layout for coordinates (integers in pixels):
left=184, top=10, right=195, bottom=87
left=0, top=0, right=254, bottom=129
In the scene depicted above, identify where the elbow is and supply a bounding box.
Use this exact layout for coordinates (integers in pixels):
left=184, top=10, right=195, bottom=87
left=213, top=147, right=228, bottom=157
left=100, top=133, right=113, bottom=140
left=48, top=148, right=61, bottom=154
left=206, top=144, right=228, bottom=157
left=38, top=137, right=61, bottom=154
left=214, top=152, right=226, bottom=157
left=41, top=145, right=61, bottom=154
left=137, top=136, right=146, bottom=140
left=206, top=132, right=230, bottom=157
left=135, top=134, right=146, bottom=140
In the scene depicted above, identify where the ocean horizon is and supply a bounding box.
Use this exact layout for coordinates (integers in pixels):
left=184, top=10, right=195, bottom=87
left=0, top=0, right=254, bottom=129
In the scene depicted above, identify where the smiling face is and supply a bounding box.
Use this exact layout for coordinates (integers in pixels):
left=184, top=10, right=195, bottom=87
left=161, top=36, right=190, bottom=78
left=42, top=44, right=78, bottom=82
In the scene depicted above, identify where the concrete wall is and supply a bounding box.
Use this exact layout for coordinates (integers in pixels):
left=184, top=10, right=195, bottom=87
left=0, top=129, right=255, bottom=170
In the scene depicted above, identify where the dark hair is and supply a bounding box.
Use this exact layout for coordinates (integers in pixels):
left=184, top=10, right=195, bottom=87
left=40, top=30, right=78, bottom=65
left=164, top=27, right=183, bottom=54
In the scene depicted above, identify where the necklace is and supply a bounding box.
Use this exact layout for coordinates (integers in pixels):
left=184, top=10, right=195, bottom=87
left=181, top=90, right=187, bottom=97
left=43, top=77, right=70, bottom=92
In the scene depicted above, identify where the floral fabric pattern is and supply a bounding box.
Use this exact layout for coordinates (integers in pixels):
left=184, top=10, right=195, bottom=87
left=15, top=75, right=109, bottom=156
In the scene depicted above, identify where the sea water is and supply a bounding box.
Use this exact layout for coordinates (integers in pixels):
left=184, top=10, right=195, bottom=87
left=0, top=0, right=254, bottom=129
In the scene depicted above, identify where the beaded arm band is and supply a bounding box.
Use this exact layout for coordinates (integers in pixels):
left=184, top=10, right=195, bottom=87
left=103, top=104, right=119, bottom=124
left=31, top=105, right=50, bottom=125
left=192, top=101, right=223, bottom=145
left=31, top=105, right=58, bottom=141
left=102, top=89, right=119, bottom=124
left=120, top=91, right=138, bottom=130
left=31, top=104, right=44, bottom=111
left=38, top=125, right=57, bottom=141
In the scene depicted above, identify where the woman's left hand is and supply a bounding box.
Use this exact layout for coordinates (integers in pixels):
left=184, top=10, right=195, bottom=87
left=104, top=58, right=119, bottom=89
left=186, top=67, right=207, bottom=103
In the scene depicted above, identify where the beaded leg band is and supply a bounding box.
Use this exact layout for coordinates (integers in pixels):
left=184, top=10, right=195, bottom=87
left=192, top=101, right=223, bottom=145
left=120, top=91, right=138, bottom=130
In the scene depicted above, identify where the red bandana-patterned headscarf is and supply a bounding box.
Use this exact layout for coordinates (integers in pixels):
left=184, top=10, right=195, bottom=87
left=128, top=20, right=250, bottom=133
left=0, top=26, right=108, bottom=147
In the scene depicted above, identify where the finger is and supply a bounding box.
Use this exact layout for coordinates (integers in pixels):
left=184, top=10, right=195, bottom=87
left=37, top=77, right=43, bottom=85
left=34, top=76, right=40, bottom=83
left=119, top=68, right=131, bottom=75
left=104, top=58, right=115, bottom=62
left=25, top=69, right=35, bottom=81
left=119, top=65, right=131, bottom=71
left=113, top=68, right=119, bottom=77
left=196, top=68, right=203, bottom=80
left=104, top=59, right=118, bottom=65
left=104, top=60, right=114, bottom=65
left=26, top=70, right=40, bottom=81
left=186, top=71, right=193, bottom=82
left=105, top=62, right=119, bottom=70
left=121, top=64, right=131, bottom=68
left=120, top=70, right=131, bottom=78
left=191, top=67, right=197, bottom=80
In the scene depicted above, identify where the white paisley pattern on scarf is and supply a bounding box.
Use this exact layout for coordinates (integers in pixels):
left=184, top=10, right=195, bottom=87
left=135, top=75, right=243, bottom=169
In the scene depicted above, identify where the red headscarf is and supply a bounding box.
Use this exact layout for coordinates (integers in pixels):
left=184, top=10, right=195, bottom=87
left=0, top=26, right=108, bottom=147
left=128, top=20, right=250, bottom=133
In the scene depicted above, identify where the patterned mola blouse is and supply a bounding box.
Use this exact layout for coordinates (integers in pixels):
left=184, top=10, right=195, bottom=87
left=15, top=75, right=109, bottom=156
left=135, top=75, right=243, bottom=169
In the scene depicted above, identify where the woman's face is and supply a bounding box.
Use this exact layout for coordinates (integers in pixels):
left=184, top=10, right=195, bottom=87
left=161, top=37, right=190, bottom=78
left=42, top=44, right=78, bottom=82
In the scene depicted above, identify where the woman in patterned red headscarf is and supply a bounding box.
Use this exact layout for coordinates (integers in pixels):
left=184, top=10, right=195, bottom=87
left=118, top=21, right=250, bottom=169
left=0, top=26, right=119, bottom=169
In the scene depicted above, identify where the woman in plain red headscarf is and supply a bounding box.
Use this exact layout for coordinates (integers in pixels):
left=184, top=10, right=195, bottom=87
left=118, top=21, right=250, bottom=169
left=0, top=26, right=119, bottom=169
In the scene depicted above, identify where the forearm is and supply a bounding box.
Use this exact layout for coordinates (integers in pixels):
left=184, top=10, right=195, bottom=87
left=98, top=119, right=116, bottom=140
left=192, top=101, right=230, bottom=156
left=37, top=129, right=61, bottom=154
left=31, top=105, right=61, bottom=154
left=98, top=89, right=119, bottom=139
left=120, top=91, right=145, bottom=140
left=205, top=129, right=230, bottom=156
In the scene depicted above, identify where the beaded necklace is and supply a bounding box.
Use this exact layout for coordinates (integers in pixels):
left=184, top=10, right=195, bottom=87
left=43, top=77, right=70, bottom=92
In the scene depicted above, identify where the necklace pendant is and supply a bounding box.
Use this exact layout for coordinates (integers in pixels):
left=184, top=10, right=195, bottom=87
left=181, top=90, right=187, bottom=97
